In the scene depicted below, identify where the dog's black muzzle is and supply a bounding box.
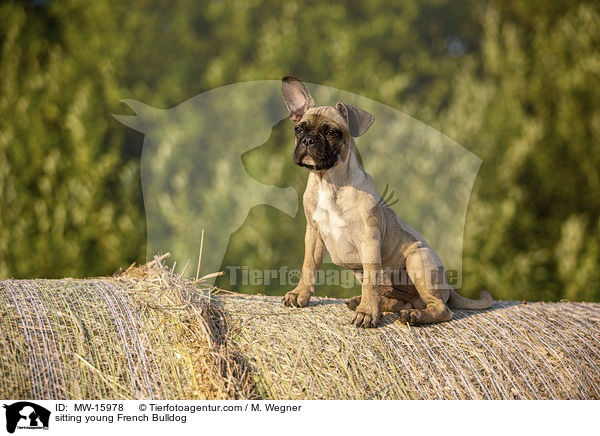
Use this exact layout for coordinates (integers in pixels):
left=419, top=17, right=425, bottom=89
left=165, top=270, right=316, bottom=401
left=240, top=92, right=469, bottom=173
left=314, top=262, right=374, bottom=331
left=293, top=134, right=338, bottom=170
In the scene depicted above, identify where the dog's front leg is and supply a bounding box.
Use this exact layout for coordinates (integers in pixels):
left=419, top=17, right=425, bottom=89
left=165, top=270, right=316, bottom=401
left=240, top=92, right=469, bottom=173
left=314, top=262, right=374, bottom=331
left=352, top=229, right=382, bottom=328
left=283, top=222, right=324, bottom=307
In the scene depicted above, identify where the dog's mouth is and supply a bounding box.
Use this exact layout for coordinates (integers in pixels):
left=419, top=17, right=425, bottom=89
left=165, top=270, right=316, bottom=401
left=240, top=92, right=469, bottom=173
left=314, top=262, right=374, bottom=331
left=298, top=155, right=324, bottom=171
left=294, top=151, right=336, bottom=171
left=293, top=137, right=339, bottom=171
left=300, top=155, right=317, bottom=166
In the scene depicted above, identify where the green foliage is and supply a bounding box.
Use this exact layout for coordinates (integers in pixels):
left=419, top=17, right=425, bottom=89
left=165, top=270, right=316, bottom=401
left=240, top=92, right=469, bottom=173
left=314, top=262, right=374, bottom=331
left=0, top=1, right=145, bottom=278
left=0, top=0, right=598, bottom=301
left=434, top=3, right=600, bottom=301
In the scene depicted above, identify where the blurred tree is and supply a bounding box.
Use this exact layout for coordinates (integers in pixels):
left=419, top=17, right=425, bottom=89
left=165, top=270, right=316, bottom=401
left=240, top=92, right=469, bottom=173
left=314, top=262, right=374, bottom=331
left=435, top=3, right=600, bottom=301
left=0, top=1, right=145, bottom=277
left=1, top=0, right=598, bottom=302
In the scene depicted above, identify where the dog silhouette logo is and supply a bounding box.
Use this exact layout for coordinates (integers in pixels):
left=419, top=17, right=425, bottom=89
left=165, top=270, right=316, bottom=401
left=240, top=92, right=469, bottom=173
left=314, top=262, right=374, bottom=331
left=113, top=80, right=480, bottom=287
left=113, top=81, right=299, bottom=280
left=3, top=402, right=50, bottom=433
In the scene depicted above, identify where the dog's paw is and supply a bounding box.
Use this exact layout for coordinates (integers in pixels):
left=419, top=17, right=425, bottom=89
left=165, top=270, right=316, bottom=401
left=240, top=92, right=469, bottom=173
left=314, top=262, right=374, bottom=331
left=283, top=290, right=311, bottom=307
left=346, top=296, right=361, bottom=311
left=398, top=309, right=421, bottom=324
left=351, top=304, right=381, bottom=328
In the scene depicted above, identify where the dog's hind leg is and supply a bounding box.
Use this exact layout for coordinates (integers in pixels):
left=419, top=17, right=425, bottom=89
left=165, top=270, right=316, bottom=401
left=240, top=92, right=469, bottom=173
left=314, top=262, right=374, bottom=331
left=396, top=302, right=453, bottom=324
left=398, top=244, right=454, bottom=324
left=346, top=294, right=412, bottom=312
left=381, top=296, right=413, bottom=312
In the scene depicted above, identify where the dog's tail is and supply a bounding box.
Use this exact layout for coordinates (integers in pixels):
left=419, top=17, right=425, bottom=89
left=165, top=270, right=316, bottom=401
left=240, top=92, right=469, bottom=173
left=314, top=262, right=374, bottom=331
left=447, top=288, right=493, bottom=310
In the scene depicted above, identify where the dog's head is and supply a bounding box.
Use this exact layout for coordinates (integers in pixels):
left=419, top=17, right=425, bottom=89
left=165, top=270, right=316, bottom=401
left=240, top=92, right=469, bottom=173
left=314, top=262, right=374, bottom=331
left=282, top=76, right=374, bottom=171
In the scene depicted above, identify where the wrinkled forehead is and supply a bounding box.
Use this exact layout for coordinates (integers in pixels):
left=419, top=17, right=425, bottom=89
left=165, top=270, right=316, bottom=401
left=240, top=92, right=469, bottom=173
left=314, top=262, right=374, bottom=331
left=303, top=106, right=347, bottom=129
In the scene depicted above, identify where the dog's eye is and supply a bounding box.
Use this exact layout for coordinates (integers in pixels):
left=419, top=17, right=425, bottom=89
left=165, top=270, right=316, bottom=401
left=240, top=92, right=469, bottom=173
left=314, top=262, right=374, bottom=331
left=326, top=129, right=340, bottom=137
left=294, top=126, right=303, bottom=134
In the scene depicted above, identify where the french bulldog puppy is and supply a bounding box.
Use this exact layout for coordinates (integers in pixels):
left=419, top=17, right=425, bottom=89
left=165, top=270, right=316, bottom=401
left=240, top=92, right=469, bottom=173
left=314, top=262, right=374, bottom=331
left=281, top=76, right=492, bottom=327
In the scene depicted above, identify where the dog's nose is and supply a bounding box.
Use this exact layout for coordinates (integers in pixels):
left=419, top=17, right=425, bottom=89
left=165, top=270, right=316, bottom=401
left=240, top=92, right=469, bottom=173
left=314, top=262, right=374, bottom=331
left=301, top=136, right=317, bottom=148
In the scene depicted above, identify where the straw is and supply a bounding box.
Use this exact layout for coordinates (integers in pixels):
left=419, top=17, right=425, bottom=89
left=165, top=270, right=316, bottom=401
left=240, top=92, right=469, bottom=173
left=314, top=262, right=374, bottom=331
left=0, top=258, right=257, bottom=400
left=1, top=260, right=598, bottom=400
left=220, top=295, right=600, bottom=399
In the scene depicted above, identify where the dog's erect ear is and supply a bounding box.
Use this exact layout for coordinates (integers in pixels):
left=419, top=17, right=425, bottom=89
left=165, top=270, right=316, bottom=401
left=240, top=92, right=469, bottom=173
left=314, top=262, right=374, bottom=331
left=335, top=102, right=374, bottom=137
left=282, top=76, right=315, bottom=124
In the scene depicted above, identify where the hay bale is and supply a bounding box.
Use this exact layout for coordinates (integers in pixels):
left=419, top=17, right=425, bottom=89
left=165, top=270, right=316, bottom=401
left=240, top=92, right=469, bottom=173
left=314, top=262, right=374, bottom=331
left=0, top=258, right=256, bottom=400
left=1, top=261, right=599, bottom=400
left=223, top=295, right=600, bottom=399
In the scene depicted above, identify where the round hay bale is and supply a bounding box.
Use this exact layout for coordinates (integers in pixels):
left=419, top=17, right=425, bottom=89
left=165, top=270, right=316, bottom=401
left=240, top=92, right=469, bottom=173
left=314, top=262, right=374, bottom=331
left=221, top=295, right=600, bottom=399
left=0, top=258, right=256, bottom=400
left=1, top=260, right=599, bottom=400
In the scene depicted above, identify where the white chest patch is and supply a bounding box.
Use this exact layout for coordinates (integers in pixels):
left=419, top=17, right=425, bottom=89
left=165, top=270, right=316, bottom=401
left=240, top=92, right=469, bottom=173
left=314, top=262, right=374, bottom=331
left=312, top=189, right=346, bottom=241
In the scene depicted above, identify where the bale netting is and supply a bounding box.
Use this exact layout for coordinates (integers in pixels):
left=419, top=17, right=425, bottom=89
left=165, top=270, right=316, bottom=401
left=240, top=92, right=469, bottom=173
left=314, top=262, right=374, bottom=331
left=1, top=259, right=599, bottom=400
left=0, top=256, right=257, bottom=400
left=224, top=296, right=600, bottom=399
